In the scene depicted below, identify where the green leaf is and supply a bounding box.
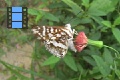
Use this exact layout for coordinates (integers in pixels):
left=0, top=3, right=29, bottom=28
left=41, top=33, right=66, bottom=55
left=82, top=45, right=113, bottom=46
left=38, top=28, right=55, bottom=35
left=28, top=9, right=40, bottom=15
left=35, top=14, right=43, bottom=23
left=83, top=56, right=96, bottom=66
left=70, top=17, right=91, bottom=26
left=77, top=64, right=84, bottom=73
left=92, top=55, right=111, bottom=77
left=82, top=0, right=89, bottom=8
left=112, top=28, right=120, bottom=43
left=90, top=32, right=101, bottom=40
left=70, top=18, right=81, bottom=26
left=62, top=0, right=81, bottom=15
left=91, top=16, right=104, bottom=25
left=103, top=48, right=113, bottom=65
left=88, top=8, right=106, bottom=16
left=101, top=21, right=111, bottom=28
left=90, top=0, right=115, bottom=14
left=63, top=55, right=77, bottom=71
left=42, top=56, right=60, bottom=66
left=115, top=69, right=120, bottom=79
left=44, top=13, right=59, bottom=22
left=113, top=17, right=120, bottom=26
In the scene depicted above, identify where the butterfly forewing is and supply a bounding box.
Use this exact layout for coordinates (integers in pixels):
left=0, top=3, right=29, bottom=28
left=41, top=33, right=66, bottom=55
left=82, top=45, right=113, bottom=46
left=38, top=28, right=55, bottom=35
left=32, top=24, right=76, bottom=58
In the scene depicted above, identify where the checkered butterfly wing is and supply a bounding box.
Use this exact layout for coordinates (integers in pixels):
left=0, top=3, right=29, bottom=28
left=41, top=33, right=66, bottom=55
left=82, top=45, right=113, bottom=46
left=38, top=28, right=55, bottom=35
left=32, top=24, right=76, bottom=58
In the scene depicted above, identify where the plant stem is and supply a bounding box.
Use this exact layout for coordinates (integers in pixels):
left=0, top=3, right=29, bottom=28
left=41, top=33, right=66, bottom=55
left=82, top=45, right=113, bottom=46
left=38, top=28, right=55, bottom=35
left=103, top=45, right=119, bottom=57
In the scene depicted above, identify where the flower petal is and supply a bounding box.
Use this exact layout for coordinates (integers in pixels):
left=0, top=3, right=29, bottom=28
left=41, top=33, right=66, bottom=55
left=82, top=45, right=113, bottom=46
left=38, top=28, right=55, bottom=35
left=74, top=32, right=88, bottom=52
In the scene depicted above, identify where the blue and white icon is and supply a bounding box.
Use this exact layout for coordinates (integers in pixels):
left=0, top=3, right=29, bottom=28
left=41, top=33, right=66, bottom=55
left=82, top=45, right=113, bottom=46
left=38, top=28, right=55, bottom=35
left=7, top=7, right=28, bottom=29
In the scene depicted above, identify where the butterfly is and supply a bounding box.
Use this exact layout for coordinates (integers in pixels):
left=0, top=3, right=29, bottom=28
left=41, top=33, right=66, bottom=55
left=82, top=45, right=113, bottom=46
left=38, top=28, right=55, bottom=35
left=32, top=24, right=77, bottom=58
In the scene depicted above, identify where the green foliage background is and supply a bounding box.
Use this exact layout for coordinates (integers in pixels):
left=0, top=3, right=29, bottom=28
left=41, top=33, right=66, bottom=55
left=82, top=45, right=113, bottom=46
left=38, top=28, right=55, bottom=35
left=0, top=0, right=120, bottom=80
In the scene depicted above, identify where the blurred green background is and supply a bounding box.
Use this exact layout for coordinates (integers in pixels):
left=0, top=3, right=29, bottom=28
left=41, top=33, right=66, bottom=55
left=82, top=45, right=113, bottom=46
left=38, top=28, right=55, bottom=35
left=0, top=0, right=120, bottom=80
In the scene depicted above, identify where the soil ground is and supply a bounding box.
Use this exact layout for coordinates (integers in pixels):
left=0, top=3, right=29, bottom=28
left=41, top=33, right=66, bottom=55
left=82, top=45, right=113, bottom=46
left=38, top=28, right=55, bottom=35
left=0, top=44, right=33, bottom=80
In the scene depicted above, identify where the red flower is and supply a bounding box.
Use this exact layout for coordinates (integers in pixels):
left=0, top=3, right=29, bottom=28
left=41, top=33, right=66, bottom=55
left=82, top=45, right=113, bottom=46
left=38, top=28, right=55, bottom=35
left=74, top=32, right=88, bottom=52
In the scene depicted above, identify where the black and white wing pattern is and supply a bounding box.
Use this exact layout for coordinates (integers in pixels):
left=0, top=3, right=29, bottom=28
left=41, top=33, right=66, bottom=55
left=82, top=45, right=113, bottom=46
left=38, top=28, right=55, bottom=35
left=32, top=24, right=76, bottom=58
